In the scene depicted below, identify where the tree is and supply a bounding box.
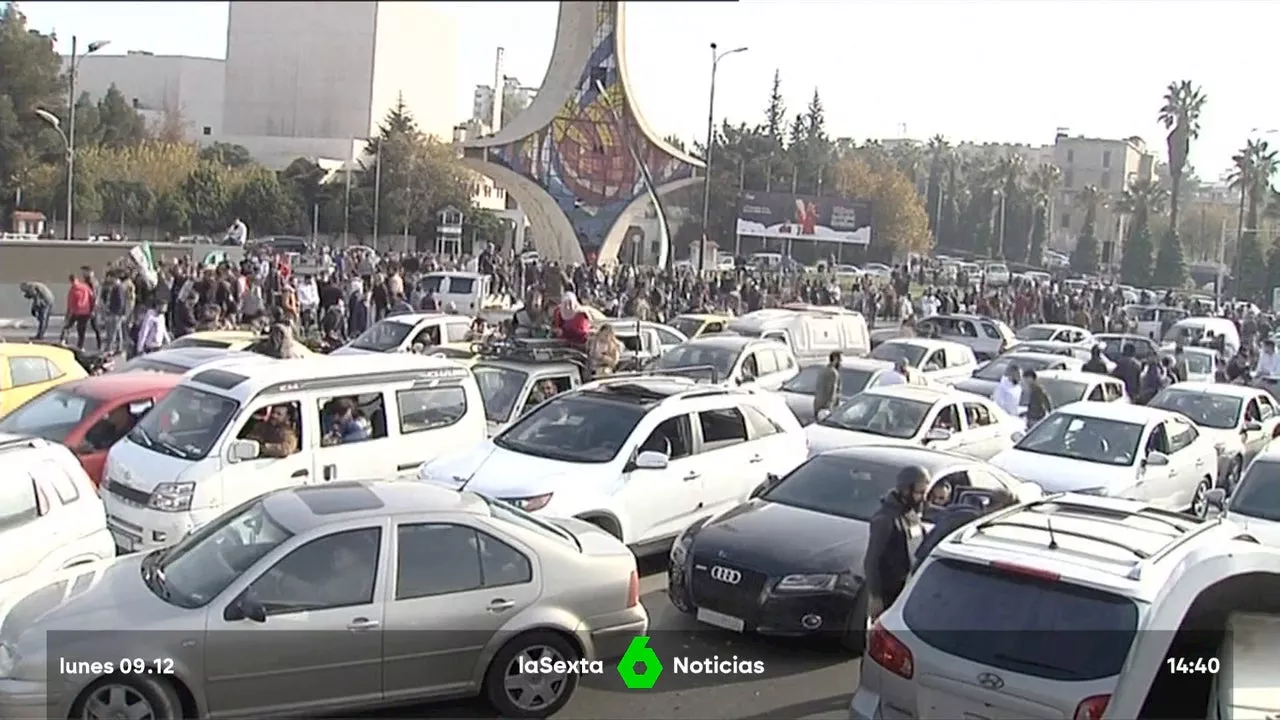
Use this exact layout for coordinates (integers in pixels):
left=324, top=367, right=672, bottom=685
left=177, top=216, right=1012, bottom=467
left=1028, top=163, right=1060, bottom=264
left=1157, top=80, right=1207, bottom=236
left=279, top=157, right=331, bottom=231
left=924, top=135, right=950, bottom=237
left=1071, top=185, right=1103, bottom=274
left=180, top=163, right=230, bottom=233
left=228, top=167, right=297, bottom=235
left=761, top=69, right=786, bottom=192
left=98, top=179, right=153, bottom=234
left=151, top=105, right=188, bottom=144
left=464, top=207, right=508, bottom=250
left=153, top=189, right=189, bottom=233
left=830, top=153, right=931, bottom=258
left=1227, top=139, right=1278, bottom=299
left=993, top=154, right=1027, bottom=260
left=95, top=85, right=147, bottom=148
left=199, top=142, right=254, bottom=168
left=1117, top=177, right=1167, bottom=286
left=1154, top=229, right=1187, bottom=288
left=0, top=2, right=65, bottom=214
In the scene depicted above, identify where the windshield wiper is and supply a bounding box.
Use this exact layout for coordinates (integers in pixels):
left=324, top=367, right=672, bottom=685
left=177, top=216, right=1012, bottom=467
left=155, top=436, right=194, bottom=459
left=992, top=652, right=1075, bottom=676
left=131, top=426, right=154, bottom=448
left=140, top=552, right=172, bottom=601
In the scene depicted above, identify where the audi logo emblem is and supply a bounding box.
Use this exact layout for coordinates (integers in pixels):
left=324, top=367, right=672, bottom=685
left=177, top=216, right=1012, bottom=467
left=710, top=566, right=742, bottom=584
left=976, top=672, right=1004, bottom=690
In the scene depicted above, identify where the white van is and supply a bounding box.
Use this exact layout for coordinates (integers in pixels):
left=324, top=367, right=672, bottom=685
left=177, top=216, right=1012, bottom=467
left=727, top=306, right=870, bottom=362
left=421, top=271, right=513, bottom=313
left=101, top=353, right=486, bottom=553
left=1206, top=612, right=1280, bottom=719
left=1164, top=316, right=1241, bottom=357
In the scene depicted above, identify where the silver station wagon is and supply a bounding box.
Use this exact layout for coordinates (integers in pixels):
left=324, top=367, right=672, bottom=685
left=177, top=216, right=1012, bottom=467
left=0, top=481, right=646, bottom=719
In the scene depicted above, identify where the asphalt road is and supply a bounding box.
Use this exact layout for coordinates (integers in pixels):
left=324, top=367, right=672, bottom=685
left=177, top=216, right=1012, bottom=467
left=379, top=557, right=861, bottom=720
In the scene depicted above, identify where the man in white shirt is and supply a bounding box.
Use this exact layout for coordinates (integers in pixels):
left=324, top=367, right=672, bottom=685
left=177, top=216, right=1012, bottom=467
left=225, top=218, right=248, bottom=246
left=921, top=292, right=940, bottom=318
left=1256, top=339, right=1280, bottom=379
left=878, top=359, right=910, bottom=387
left=136, top=301, right=171, bottom=355
left=992, top=365, right=1023, bottom=417
left=296, top=275, right=320, bottom=331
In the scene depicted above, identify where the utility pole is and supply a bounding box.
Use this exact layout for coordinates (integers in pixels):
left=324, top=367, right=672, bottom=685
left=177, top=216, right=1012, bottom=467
left=372, top=138, right=383, bottom=244
left=698, top=42, right=748, bottom=273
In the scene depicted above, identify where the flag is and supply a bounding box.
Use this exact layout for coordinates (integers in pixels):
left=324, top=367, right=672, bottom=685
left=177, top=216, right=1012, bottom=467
left=130, top=243, right=158, bottom=287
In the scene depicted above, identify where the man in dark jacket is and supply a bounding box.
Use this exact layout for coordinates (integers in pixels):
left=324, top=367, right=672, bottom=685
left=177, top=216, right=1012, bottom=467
left=813, top=351, right=843, bottom=420
left=915, top=489, right=1019, bottom=564
left=1023, top=370, right=1054, bottom=429
left=1111, top=343, right=1142, bottom=399
left=20, top=281, right=55, bottom=340
left=864, top=466, right=929, bottom=620
left=1082, top=345, right=1109, bottom=374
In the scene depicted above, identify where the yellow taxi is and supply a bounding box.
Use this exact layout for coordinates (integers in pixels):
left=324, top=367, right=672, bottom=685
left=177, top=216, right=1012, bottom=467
left=0, top=342, right=88, bottom=418
left=163, top=330, right=316, bottom=356
left=667, top=313, right=733, bottom=340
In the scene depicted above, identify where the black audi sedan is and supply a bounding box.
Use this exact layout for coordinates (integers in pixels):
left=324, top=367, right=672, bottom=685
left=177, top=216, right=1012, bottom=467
left=667, top=445, right=1036, bottom=653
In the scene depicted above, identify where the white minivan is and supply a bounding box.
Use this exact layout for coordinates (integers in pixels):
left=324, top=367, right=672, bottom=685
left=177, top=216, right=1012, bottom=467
left=101, top=353, right=486, bottom=553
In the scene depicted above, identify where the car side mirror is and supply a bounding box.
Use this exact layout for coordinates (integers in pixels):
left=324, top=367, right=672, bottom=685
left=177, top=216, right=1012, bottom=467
left=1146, top=451, right=1170, bottom=466
left=736, top=376, right=749, bottom=385
left=1245, top=421, right=1263, bottom=432
left=924, top=363, right=941, bottom=372
left=229, top=439, right=261, bottom=463
left=128, top=401, right=153, bottom=416
left=1206, top=487, right=1227, bottom=511
left=1011, top=430, right=1026, bottom=443
left=1015, top=481, right=1043, bottom=502
left=225, top=593, right=267, bottom=623
left=750, top=473, right=781, bottom=499
left=634, top=450, right=669, bottom=470
left=924, top=428, right=952, bottom=443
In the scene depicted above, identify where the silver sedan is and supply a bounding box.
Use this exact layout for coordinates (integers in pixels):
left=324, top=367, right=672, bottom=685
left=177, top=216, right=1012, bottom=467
left=0, top=481, right=646, bottom=719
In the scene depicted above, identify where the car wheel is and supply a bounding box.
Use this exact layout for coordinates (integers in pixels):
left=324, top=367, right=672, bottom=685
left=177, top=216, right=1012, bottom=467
left=71, top=674, right=182, bottom=720
left=483, top=630, right=581, bottom=719
left=1191, top=477, right=1213, bottom=519
left=1225, top=457, right=1243, bottom=494
left=839, top=591, right=869, bottom=656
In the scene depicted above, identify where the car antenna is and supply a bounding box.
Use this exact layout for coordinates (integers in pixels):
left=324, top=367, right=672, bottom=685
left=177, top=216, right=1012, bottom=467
left=1045, top=515, right=1060, bottom=550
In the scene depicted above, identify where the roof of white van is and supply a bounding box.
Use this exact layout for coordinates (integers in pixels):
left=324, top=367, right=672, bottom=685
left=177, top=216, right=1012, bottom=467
left=425, top=271, right=484, bottom=279
left=182, top=353, right=469, bottom=400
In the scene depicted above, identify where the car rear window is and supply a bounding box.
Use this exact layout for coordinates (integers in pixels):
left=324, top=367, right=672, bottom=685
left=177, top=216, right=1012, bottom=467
left=902, top=558, right=1138, bottom=681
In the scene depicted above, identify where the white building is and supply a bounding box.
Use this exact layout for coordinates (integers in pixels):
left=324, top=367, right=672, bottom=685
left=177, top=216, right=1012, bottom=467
left=472, top=77, right=538, bottom=128
left=63, top=51, right=224, bottom=143
left=219, top=0, right=458, bottom=169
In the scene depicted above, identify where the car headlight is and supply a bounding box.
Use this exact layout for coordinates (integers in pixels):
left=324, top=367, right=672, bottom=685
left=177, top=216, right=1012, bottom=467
left=0, top=641, right=15, bottom=678
left=669, top=518, right=708, bottom=566
left=773, top=573, right=839, bottom=593
left=148, top=482, right=194, bottom=512
left=505, top=493, right=552, bottom=512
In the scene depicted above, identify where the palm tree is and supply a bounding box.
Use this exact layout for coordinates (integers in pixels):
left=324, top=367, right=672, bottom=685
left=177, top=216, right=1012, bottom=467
left=1028, top=163, right=1061, bottom=263
left=1157, top=80, right=1208, bottom=235
left=992, top=154, right=1027, bottom=258
left=1116, top=178, right=1168, bottom=285
left=1072, top=184, right=1105, bottom=273
left=1227, top=139, right=1279, bottom=297
left=925, top=135, right=951, bottom=237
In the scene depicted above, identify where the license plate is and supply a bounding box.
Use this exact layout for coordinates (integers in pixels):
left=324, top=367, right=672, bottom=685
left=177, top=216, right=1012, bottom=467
left=696, top=607, right=745, bottom=632
left=110, top=530, right=136, bottom=553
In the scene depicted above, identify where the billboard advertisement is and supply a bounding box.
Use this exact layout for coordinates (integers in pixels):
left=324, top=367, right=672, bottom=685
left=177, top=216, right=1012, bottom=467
left=735, top=191, right=873, bottom=245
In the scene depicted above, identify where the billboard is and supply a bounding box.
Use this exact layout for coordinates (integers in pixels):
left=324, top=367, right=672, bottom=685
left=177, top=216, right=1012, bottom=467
left=735, top=191, right=872, bottom=245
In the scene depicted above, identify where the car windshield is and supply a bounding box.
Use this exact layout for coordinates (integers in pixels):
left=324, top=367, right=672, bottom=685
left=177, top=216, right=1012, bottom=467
left=1015, top=413, right=1144, bottom=466
left=1148, top=390, right=1241, bottom=430
left=1016, top=326, right=1060, bottom=341
left=1164, top=324, right=1208, bottom=345
left=0, top=387, right=100, bottom=444
left=903, top=558, right=1138, bottom=681
left=819, top=394, right=931, bottom=439
left=870, top=342, right=928, bottom=367
left=1230, top=460, right=1280, bottom=522
left=128, top=386, right=240, bottom=461
left=473, top=365, right=529, bottom=424
left=349, top=320, right=414, bottom=352
left=115, top=356, right=188, bottom=374
left=151, top=498, right=294, bottom=608
left=975, top=355, right=1058, bottom=381
left=1163, top=351, right=1213, bottom=375
left=1022, top=379, right=1088, bottom=409
left=1098, top=335, right=1153, bottom=362
left=764, top=455, right=905, bottom=521
left=669, top=317, right=705, bottom=338
left=653, top=344, right=738, bottom=383
left=493, top=393, right=646, bottom=464
left=780, top=366, right=874, bottom=397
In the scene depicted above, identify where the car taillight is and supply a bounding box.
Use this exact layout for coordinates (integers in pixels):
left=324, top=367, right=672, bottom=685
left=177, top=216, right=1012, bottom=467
left=626, top=570, right=639, bottom=608
left=990, top=561, right=1061, bottom=582
left=867, top=622, right=913, bottom=679
left=1073, top=694, right=1110, bottom=720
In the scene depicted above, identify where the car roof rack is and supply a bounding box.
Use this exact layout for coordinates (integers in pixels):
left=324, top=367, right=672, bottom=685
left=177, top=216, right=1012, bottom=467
left=951, top=493, right=1225, bottom=580
left=474, top=337, right=587, bottom=366
left=604, top=365, right=720, bottom=384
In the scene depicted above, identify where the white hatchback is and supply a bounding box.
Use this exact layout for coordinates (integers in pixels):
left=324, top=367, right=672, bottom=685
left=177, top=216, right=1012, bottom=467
left=0, top=435, right=114, bottom=598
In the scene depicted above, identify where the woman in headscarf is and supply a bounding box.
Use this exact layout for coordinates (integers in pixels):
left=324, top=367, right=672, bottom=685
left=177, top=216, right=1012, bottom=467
left=587, top=323, right=622, bottom=377
left=552, top=292, right=592, bottom=346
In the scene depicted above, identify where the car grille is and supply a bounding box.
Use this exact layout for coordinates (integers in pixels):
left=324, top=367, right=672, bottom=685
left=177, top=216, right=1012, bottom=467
left=689, top=557, right=768, bottom=620
left=105, top=477, right=150, bottom=507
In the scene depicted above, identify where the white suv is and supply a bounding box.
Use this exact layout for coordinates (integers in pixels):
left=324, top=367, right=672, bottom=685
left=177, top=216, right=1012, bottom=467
left=851, top=493, right=1251, bottom=720
left=0, top=435, right=114, bottom=598
left=418, top=376, right=808, bottom=555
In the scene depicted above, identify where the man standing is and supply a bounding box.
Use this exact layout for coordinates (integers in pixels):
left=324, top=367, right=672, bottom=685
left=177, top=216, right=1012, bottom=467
left=1171, top=344, right=1190, bottom=383
left=1023, top=370, right=1053, bottom=429
left=1082, top=345, right=1109, bottom=374
left=20, top=281, right=55, bottom=340
left=135, top=300, right=171, bottom=356
left=993, top=365, right=1022, bottom=418
left=813, top=351, right=843, bottom=420
left=865, top=466, right=929, bottom=620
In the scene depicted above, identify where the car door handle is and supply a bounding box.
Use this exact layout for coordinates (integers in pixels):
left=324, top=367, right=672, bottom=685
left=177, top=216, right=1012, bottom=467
left=487, top=599, right=515, bottom=613
left=290, top=469, right=309, bottom=478
left=748, top=455, right=763, bottom=464
left=1195, top=459, right=1206, bottom=467
left=346, top=617, right=380, bottom=631
left=323, top=464, right=336, bottom=481
left=684, top=472, right=701, bottom=481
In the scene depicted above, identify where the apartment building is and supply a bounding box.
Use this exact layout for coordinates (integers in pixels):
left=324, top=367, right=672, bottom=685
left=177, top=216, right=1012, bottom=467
left=64, top=51, right=225, bottom=143
left=1053, top=132, right=1157, bottom=263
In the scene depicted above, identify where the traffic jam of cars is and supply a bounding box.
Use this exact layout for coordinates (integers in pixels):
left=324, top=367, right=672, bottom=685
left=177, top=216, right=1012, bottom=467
left=0, top=303, right=1277, bottom=719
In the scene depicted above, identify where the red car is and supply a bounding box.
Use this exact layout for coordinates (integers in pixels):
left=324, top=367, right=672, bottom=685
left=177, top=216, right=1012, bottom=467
left=0, top=373, right=180, bottom=486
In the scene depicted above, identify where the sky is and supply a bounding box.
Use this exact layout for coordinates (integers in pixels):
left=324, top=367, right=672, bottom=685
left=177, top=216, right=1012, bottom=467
left=16, top=0, right=1280, bottom=182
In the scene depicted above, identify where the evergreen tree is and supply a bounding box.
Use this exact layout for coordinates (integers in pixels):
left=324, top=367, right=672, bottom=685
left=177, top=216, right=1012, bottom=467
left=763, top=70, right=785, bottom=143
left=1153, top=229, right=1188, bottom=288
left=805, top=89, right=826, bottom=143
left=1120, top=225, right=1154, bottom=287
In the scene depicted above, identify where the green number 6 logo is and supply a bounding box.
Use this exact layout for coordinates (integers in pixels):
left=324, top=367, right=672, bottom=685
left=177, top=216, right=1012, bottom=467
left=616, top=636, right=664, bottom=689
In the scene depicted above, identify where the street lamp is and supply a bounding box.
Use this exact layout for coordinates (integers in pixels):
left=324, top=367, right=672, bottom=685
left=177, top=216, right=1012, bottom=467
left=40, top=36, right=110, bottom=240
left=698, top=42, right=748, bottom=272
